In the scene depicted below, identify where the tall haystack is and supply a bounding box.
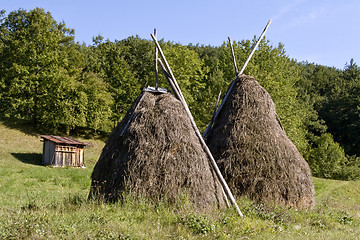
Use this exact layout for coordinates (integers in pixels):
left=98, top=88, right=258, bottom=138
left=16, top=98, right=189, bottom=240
left=206, top=74, right=315, bottom=209
left=89, top=90, right=226, bottom=210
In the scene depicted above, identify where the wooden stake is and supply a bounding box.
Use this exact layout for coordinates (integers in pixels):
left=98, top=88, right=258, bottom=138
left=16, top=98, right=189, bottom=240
left=205, top=91, right=222, bottom=137
left=156, top=40, right=232, bottom=210
left=120, top=93, right=145, bottom=136
left=214, top=91, right=222, bottom=119
left=157, top=58, right=180, bottom=97
left=150, top=34, right=186, bottom=103
left=203, top=19, right=272, bottom=138
left=151, top=33, right=243, bottom=217
left=154, top=28, right=159, bottom=90
left=228, top=37, right=238, bottom=77
left=238, top=19, right=272, bottom=75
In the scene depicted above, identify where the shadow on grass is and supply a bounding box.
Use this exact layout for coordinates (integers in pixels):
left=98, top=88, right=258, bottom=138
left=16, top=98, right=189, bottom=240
left=0, top=117, right=39, bottom=136
left=11, top=153, right=43, bottom=166
left=0, top=116, right=109, bottom=142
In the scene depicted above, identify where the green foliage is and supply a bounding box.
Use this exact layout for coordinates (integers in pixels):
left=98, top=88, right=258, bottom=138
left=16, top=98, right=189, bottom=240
left=79, top=72, right=113, bottom=132
left=298, top=61, right=360, bottom=179
left=118, top=35, right=154, bottom=84
left=307, top=133, right=347, bottom=179
left=86, top=40, right=141, bottom=124
left=163, top=44, right=212, bottom=130
left=0, top=9, right=114, bottom=133
left=0, top=8, right=74, bottom=123
left=338, top=155, right=360, bottom=181
left=180, top=213, right=216, bottom=235
left=321, top=60, right=360, bottom=157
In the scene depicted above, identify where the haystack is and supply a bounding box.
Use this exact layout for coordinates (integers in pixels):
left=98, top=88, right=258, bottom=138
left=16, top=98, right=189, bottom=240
left=206, top=74, right=315, bottom=209
left=89, top=90, right=226, bottom=210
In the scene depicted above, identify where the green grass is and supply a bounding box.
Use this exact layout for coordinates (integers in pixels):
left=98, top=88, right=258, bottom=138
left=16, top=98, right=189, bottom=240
left=1, top=118, right=360, bottom=239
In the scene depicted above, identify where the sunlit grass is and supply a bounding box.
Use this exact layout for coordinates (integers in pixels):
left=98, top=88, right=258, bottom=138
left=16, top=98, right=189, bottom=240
left=1, top=118, right=360, bottom=239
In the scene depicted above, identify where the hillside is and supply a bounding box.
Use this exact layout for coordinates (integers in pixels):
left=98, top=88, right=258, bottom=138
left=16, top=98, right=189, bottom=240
left=1, top=118, right=360, bottom=239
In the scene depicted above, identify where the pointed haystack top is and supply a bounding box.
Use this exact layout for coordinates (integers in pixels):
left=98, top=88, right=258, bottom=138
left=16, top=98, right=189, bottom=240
left=206, top=74, right=315, bottom=209
left=89, top=90, right=226, bottom=210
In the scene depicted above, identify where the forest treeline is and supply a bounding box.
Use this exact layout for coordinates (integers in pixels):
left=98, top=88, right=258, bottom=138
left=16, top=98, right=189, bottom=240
left=1, top=8, right=360, bottom=180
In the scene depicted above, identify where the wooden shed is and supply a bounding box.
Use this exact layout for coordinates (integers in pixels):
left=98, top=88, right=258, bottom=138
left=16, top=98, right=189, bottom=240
left=40, top=135, right=87, bottom=167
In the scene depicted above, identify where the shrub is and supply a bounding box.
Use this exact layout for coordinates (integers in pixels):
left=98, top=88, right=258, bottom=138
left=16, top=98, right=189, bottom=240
left=307, top=133, right=347, bottom=179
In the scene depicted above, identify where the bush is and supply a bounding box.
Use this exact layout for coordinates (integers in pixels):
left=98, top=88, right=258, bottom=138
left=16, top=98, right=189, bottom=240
left=337, top=155, right=360, bottom=180
left=307, top=133, right=347, bottom=179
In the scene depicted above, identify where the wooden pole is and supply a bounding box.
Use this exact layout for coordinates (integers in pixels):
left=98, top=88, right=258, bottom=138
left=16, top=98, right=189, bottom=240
left=228, top=37, right=238, bottom=77
left=157, top=41, right=232, bottom=210
left=120, top=93, right=145, bottom=136
left=157, top=58, right=180, bottom=98
left=205, top=91, right=222, bottom=137
left=154, top=28, right=159, bottom=90
left=213, top=91, right=222, bottom=119
left=151, top=33, right=243, bottom=217
left=202, top=19, right=272, bottom=138
left=238, top=19, right=272, bottom=75
left=150, top=34, right=186, bottom=103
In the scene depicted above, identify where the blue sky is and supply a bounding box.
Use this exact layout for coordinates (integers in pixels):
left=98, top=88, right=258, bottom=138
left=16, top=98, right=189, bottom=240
left=2, top=0, right=359, bottom=69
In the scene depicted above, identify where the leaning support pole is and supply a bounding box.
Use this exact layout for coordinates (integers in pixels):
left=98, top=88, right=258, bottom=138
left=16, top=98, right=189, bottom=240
left=151, top=34, right=186, bottom=103
left=213, top=91, right=222, bottom=120
left=157, top=58, right=180, bottom=97
left=238, top=20, right=272, bottom=75
left=151, top=33, right=243, bottom=217
left=207, top=91, right=222, bottom=133
left=157, top=52, right=231, bottom=206
left=228, top=37, right=238, bottom=77
left=203, top=19, right=272, bottom=138
left=154, top=28, right=159, bottom=90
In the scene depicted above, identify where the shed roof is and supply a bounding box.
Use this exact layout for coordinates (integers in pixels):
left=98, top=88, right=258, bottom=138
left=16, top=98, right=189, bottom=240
left=40, top=135, right=87, bottom=146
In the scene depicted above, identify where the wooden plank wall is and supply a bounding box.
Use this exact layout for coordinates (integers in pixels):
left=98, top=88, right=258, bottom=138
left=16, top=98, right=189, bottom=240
left=42, top=141, right=84, bottom=167
left=42, top=140, right=56, bottom=165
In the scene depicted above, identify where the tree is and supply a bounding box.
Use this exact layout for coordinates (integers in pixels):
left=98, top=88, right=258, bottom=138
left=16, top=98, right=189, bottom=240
left=80, top=72, right=113, bottom=132
left=297, top=61, right=360, bottom=179
left=163, top=43, right=210, bottom=130
left=307, top=133, right=347, bottom=179
left=84, top=40, right=141, bottom=124
left=118, top=36, right=154, bottom=85
left=0, top=8, right=75, bottom=126
left=322, top=60, right=360, bottom=156
left=0, top=8, right=115, bottom=133
left=302, top=60, right=360, bottom=157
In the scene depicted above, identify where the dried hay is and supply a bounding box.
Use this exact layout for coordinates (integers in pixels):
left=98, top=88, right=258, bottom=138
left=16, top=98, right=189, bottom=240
left=89, top=91, right=226, bottom=210
left=206, top=74, right=315, bottom=209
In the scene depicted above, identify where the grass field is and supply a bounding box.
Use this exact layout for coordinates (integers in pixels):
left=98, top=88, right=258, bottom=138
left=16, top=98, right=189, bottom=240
left=1, top=118, right=360, bottom=239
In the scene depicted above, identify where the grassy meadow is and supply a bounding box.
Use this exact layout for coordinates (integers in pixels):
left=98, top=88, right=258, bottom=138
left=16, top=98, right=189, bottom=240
left=1, top=118, right=360, bottom=239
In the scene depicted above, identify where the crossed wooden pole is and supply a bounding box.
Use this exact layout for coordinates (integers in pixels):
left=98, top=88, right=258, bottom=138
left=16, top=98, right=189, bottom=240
left=150, top=19, right=271, bottom=217
left=203, top=19, right=272, bottom=138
